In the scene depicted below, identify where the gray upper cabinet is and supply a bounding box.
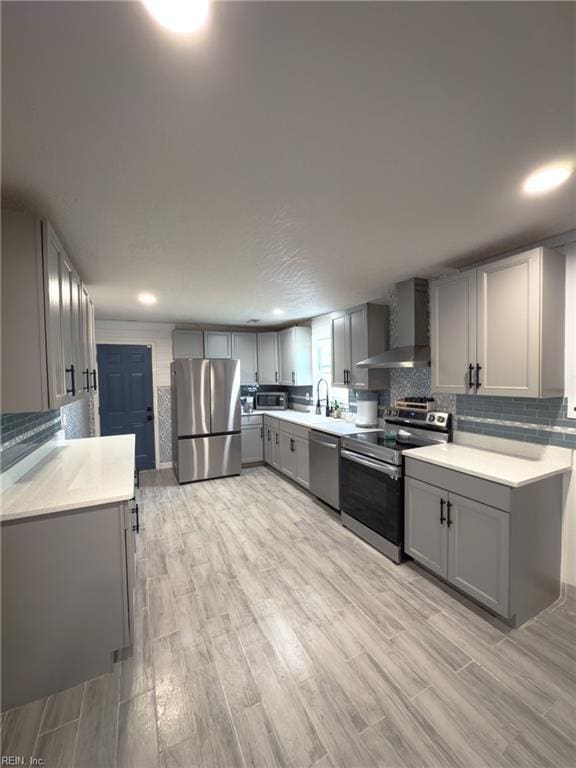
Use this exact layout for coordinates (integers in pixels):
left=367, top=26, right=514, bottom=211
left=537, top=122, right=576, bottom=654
left=430, top=247, right=565, bottom=398
left=331, top=303, right=390, bottom=390
left=232, top=332, right=258, bottom=385
left=204, top=330, right=232, bottom=358
left=1, top=210, right=96, bottom=412
left=257, top=332, right=279, bottom=385
left=173, top=329, right=204, bottom=359
left=278, top=326, right=312, bottom=386
left=430, top=270, right=477, bottom=394
left=331, top=314, right=349, bottom=388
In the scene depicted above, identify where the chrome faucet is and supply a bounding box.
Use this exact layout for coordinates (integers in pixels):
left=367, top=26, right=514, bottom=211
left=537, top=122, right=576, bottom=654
left=315, top=378, right=330, bottom=417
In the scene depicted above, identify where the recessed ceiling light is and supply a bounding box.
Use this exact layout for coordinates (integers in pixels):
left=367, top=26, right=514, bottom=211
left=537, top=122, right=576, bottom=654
left=272, top=308, right=284, bottom=316
left=522, top=161, right=574, bottom=196
left=142, top=0, right=210, bottom=34
left=138, top=292, right=157, bottom=305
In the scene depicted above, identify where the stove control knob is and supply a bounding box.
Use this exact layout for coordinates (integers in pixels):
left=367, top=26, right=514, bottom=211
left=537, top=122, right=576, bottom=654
left=436, top=416, right=445, bottom=424
left=428, top=414, right=435, bottom=422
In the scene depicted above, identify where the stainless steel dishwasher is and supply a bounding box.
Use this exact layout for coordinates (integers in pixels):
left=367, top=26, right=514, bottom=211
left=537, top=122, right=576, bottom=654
left=309, top=430, right=341, bottom=510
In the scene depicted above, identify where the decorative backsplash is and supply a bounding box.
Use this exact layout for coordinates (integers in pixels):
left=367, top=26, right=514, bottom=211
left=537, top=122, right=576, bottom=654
left=456, top=395, right=576, bottom=448
left=0, top=411, right=62, bottom=471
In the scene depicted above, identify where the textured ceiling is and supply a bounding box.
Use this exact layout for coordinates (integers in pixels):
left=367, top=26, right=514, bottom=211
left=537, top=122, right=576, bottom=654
left=2, top=1, right=575, bottom=324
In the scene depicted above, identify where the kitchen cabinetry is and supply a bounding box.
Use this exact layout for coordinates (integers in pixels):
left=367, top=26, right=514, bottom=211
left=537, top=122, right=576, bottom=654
left=263, top=416, right=309, bottom=488
left=1, top=210, right=97, bottom=412
left=233, top=332, right=258, bottom=385
left=173, top=330, right=204, bottom=359
left=430, top=247, right=565, bottom=397
left=278, top=326, right=312, bottom=386
left=241, top=415, right=263, bottom=464
left=331, top=303, right=390, bottom=390
left=404, top=457, right=563, bottom=625
left=204, top=330, right=232, bottom=358
left=1, top=497, right=136, bottom=709
left=257, top=332, right=279, bottom=384
left=264, top=417, right=280, bottom=469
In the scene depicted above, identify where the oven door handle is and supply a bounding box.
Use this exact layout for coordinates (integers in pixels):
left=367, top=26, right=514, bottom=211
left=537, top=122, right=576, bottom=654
left=341, top=450, right=401, bottom=479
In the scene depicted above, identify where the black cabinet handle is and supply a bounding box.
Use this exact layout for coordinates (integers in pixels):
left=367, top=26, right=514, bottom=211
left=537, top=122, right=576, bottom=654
left=446, top=500, right=453, bottom=527
left=132, top=503, right=140, bottom=534
left=91, top=369, right=98, bottom=391
left=290, top=437, right=295, bottom=452
left=344, top=369, right=349, bottom=385
left=291, top=371, right=295, bottom=385
left=66, top=364, right=76, bottom=396
left=467, top=364, right=475, bottom=389
left=82, top=368, right=90, bottom=392
left=475, top=363, right=482, bottom=389
left=255, top=371, right=259, bottom=383
left=267, top=429, right=271, bottom=441
left=275, top=371, right=278, bottom=383
left=260, top=427, right=263, bottom=439
left=275, top=432, right=279, bottom=445
left=440, top=498, right=446, bottom=525
left=146, top=414, right=154, bottom=422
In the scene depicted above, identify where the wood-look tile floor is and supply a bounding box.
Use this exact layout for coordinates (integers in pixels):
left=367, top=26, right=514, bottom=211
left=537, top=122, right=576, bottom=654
left=2, top=466, right=576, bottom=768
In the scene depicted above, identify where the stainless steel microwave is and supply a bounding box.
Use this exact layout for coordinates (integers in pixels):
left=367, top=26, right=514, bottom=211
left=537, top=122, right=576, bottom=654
left=254, top=391, right=288, bottom=410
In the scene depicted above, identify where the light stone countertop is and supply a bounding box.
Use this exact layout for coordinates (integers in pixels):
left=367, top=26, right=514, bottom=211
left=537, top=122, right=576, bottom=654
left=1, top=434, right=136, bottom=522
left=243, top=409, right=379, bottom=436
left=403, top=440, right=573, bottom=488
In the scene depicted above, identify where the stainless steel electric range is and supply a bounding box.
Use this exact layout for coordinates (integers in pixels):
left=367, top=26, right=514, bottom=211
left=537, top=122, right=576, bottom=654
left=340, top=406, right=452, bottom=563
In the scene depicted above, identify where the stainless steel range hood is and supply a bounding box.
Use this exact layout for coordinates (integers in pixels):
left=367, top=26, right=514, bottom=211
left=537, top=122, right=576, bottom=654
left=357, top=278, right=430, bottom=368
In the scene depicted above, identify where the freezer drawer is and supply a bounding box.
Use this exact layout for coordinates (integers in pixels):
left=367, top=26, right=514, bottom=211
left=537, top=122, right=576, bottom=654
left=176, top=433, right=241, bottom=483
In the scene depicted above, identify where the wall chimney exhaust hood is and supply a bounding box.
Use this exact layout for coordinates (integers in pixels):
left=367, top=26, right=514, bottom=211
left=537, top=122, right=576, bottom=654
left=357, top=278, right=430, bottom=368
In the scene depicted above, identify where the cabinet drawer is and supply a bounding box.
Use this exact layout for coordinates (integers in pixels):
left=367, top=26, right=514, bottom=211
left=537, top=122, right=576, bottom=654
left=405, top=457, right=511, bottom=512
left=263, top=416, right=279, bottom=431
left=242, top=415, right=263, bottom=426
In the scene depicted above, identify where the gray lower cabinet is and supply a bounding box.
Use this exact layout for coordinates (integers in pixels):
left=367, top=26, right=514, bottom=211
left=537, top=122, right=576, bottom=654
left=448, top=492, right=509, bottom=616
left=1, top=500, right=136, bottom=710
left=404, top=478, right=448, bottom=577
left=263, top=417, right=309, bottom=489
left=405, top=458, right=562, bottom=625
left=241, top=417, right=264, bottom=464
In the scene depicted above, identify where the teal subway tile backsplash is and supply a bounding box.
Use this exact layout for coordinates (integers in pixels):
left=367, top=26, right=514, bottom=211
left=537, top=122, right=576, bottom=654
left=0, top=410, right=62, bottom=470
left=455, top=395, right=576, bottom=449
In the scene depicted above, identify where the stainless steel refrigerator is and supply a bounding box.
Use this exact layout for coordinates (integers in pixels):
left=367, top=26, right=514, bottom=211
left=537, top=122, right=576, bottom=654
left=171, top=358, right=241, bottom=483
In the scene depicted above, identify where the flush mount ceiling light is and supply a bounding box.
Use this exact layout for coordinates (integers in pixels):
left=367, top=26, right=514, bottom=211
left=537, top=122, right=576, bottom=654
left=142, top=0, right=210, bottom=34
left=272, top=308, right=285, bottom=316
left=522, top=161, right=574, bottom=196
left=138, top=292, right=157, bottom=305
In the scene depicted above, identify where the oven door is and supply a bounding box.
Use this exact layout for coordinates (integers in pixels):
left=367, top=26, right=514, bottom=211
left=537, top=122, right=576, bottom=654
left=341, top=450, right=403, bottom=546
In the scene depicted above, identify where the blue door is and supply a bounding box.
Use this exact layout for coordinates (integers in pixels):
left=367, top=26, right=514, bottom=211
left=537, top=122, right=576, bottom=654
left=97, top=344, right=155, bottom=471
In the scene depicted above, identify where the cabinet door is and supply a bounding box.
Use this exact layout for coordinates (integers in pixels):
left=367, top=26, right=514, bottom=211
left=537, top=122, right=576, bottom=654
left=173, top=330, right=204, bottom=359
left=404, top=478, right=448, bottom=577
left=80, top=285, right=92, bottom=393
left=278, top=329, right=294, bottom=385
left=279, top=430, right=296, bottom=478
left=43, top=226, right=67, bottom=405
left=349, top=307, right=368, bottom=388
left=232, top=333, right=258, bottom=385
left=331, top=313, right=350, bottom=388
left=204, top=331, right=232, bottom=359
left=447, top=493, right=510, bottom=616
left=59, top=257, right=74, bottom=395
left=294, top=435, right=309, bottom=488
left=272, top=430, right=281, bottom=469
left=476, top=250, right=540, bottom=397
left=430, top=271, right=477, bottom=394
left=241, top=424, right=264, bottom=464
left=263, top=422, right=275, bottom=465
left=293, top=327, right=312, bottom=386
left=257, top=333, right=279, bottom=385
left=70, top=269, right=83, bottom=386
